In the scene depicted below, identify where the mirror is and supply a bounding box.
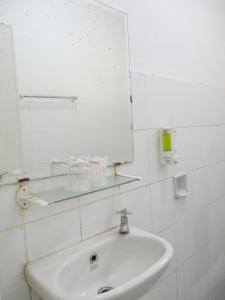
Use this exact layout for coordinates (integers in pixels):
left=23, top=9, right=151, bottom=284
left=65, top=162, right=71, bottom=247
left=0, top=25, right=22, bottom=178
left=0, top=0, right=133, bottom=184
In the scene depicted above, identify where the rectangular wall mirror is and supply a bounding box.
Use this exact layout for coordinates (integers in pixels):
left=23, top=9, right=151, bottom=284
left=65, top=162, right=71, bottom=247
left=0, top=25, right=22, bottom=178
left=0, top=0, right=133, bottom=184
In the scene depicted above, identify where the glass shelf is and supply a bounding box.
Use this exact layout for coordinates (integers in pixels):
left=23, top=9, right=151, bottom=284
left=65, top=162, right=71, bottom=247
left=34, top=175, right=139, bottom=205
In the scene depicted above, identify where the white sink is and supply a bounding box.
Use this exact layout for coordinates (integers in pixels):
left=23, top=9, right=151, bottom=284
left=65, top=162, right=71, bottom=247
left=26, top=227, right=173, bottom=300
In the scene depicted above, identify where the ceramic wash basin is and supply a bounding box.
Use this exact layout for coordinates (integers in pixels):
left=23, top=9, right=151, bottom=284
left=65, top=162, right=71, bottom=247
left=25, top=227, right=173, bottom=300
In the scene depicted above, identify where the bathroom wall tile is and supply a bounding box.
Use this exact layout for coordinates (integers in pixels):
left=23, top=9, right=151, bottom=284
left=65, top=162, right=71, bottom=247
left=80, top=196, right=121, bottom=240
left=195, top=246, right=210, bottom=285
left=189, top=168, right=210, bottom=214
left=75, top=129, right=108, bottom=158
left=52, top=103, right=74, bottom=131
left=19, top=102, right=31, bottom=134
left=51, top=132, right=75, bottom=159
left=177, top=257, right=196, bottom=300
left=89, top=103, right=110, bottom=131
left=130, top=71, right=148, bottom=130
left=30, top=102, right=53, bottom=133
left=25, top=208, right=81, bottom=261
left=175, top=126, right=225, bottom=174
left=0, top=185, right=23, bottom=230
left=31, top=289, right=41, bottom=300
left=193, top=206, right=210, bottom=252
left=0, top=227, right=30, bottom=300
left=140, top=272, right=177, bottom=300
left=21, top=133, right=34, bottom=166
left=208, top=162, right=225, bottom=203
left=209, top=199, right=224, bottom=264
left=145, top=75, right=209, bottom=129
left=23, top=197, right=79, bottom=223
left=120, top=186, right=152, bottom=232
left=206, top=256, right=225, bottom=300
left=158, top=225, right=177, bottom=281
left=145, top=75, right=225, bottom=129
left=146, top=75, right=178, bottom=129
left=32, top=133, right=56, bottom=165
left=175, top=127, right=210, bottom=172
left=194, top=288, right=210, bottom=300
left=175, top=217, right=195, bottom=265
left=79, top=185, right=119, bottom=207
left=151, top=179, right=176, bottom=233
left=220, top=198, right=225, bottom=250
left=210, top=126, right=225, bottom=163
left=117, top=130, right=152, bottom=189
left=72, top=102, right=91, bottom=131
left=24, top=163, right=50, bottom=176
left=130, top=130, right=152, bottom=183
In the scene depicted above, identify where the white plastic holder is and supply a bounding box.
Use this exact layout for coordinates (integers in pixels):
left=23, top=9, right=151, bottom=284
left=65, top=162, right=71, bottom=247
left=16, top=180, right=48, bottom=209
left=160, top=128, right=178, bottom=166
left=173, top=173, right=189, bottom=199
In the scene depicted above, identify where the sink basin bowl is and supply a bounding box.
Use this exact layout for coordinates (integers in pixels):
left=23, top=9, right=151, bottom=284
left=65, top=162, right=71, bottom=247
left=26, top=227, right=173, bottom=300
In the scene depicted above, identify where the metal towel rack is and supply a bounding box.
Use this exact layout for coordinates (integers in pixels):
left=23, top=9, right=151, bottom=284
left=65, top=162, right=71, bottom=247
left=19, top=94, right=78, bottom=103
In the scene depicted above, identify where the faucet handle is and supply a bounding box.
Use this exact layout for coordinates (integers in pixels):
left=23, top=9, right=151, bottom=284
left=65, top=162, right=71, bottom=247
left=116, top=208, right=133, bottom=216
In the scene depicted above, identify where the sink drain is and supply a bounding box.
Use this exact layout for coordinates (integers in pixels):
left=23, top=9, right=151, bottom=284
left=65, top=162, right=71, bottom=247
left=97, top=286, right=114, bottom=294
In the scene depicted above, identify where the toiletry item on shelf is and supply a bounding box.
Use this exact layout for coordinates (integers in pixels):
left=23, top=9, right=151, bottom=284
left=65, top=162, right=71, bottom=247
left=66, top=158, right=90, bottom=192
left=89, top=156, right=108, bottom=187
left=61, top=155, right=109, bottom=192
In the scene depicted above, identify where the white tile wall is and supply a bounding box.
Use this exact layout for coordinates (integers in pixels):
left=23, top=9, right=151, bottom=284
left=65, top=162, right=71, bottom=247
left=80, top=196, right=121, bottom=240
left=151, top=179, right=176, bottom=233
left=0, top=185, right=23, bottom=230
left=175, top=217, right=195, bottom=265
left=140, top=272, right=177, bottom=300
left=130, top=72, right=148, bottom=130
left=1, top=69, right=225, bottom=300
left=25, top=208, right=81, bottom=261
left=177, top=257, right=196, bottom=300
left=0, top=227, right=30, bottom=300
left=158, top=226, right=177, bottom=281
left=120, top=186, right=152, bottom=232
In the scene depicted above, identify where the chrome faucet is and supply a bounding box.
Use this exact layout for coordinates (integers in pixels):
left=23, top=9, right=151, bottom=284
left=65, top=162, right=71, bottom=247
left=116, top=209, right=132, bottom=234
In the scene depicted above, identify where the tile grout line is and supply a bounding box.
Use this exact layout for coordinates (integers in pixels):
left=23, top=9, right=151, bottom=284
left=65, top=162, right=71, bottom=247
left=21, top=210, right=32, bottom=300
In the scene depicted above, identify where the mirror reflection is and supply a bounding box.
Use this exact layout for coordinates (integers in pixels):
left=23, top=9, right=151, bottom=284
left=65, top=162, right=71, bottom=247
left=0, top=0, right=133, bottom=184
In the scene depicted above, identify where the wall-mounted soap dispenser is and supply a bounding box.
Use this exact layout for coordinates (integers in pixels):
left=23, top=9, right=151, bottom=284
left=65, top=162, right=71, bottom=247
left=160, top=128, right=178, bottom=165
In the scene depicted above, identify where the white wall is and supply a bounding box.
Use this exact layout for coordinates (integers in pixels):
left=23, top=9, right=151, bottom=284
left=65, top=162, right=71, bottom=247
left=1, top=1, right=225, bottom=300
left=101, top=0, right=225, bottom=86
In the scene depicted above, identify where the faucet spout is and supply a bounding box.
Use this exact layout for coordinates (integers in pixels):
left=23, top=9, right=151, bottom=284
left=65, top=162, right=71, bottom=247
left=116, top=209, right=133, bottom=234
